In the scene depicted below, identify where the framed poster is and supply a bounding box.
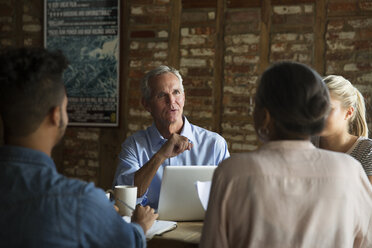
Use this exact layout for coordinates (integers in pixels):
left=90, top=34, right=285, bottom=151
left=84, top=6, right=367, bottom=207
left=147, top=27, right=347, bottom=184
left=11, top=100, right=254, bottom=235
left=44, top=0, right=120, bottom=126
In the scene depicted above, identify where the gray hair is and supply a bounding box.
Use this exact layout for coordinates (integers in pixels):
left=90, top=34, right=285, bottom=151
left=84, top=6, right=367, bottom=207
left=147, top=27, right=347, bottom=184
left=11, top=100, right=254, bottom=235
left=141, top=65, right=184, bottom=100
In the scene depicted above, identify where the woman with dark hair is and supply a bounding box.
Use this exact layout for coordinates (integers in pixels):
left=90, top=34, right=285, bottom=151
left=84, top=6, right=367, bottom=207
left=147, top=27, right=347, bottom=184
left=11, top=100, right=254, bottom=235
left=200, top=62, right=372, bottom=248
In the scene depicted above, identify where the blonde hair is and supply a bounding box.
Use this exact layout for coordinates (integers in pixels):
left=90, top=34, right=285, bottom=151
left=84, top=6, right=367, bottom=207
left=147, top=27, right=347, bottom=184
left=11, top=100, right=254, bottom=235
left=323, top=75, right=368, bottom=137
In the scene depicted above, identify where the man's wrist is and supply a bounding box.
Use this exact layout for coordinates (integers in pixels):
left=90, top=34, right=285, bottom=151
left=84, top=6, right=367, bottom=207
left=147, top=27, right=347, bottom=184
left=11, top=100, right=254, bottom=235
left=154, top=149, right=168, bottom=163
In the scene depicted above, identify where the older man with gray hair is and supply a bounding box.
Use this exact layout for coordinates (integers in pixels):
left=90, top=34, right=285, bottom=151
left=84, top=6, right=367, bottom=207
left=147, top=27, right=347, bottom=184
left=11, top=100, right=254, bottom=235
left=113, top=65, right=230, bottom=209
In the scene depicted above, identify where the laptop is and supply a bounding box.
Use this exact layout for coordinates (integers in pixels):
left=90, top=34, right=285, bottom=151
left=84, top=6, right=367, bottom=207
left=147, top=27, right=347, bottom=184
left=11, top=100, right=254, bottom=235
left=157, top=165, right=216, bottom=221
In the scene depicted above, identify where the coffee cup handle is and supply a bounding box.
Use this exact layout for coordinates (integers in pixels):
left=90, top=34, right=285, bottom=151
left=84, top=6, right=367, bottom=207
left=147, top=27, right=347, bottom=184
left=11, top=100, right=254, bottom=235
left=105, top=189, right=114, bottom=199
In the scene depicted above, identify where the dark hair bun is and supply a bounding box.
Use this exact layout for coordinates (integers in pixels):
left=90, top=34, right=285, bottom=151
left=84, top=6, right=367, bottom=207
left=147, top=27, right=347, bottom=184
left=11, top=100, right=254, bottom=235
left=256, top=62, right=330, bottom=136
left=307, top=94, right=329, bottom=121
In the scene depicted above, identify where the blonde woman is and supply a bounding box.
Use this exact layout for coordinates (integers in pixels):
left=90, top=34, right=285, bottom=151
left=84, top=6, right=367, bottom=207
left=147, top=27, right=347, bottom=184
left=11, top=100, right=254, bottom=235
left=314, top=75, right=372, bottom=183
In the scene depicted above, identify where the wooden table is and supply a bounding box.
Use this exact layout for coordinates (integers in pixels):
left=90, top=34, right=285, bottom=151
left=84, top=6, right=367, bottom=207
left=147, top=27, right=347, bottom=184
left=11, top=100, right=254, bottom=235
left=147, top=222, right=203, bottom=248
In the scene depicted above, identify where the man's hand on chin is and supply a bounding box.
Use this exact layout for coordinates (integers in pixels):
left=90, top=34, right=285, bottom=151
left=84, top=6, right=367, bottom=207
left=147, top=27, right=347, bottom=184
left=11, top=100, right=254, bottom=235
left=159, top=133, right=193, bottom=159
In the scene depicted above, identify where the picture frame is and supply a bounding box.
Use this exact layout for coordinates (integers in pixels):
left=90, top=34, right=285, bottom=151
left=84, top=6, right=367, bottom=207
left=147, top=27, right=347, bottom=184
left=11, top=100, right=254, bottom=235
left=44, top=0, right=120, bottom=126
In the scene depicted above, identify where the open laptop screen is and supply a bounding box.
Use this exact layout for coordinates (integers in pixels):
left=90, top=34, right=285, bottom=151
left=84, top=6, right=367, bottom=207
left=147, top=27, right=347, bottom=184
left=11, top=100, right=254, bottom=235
left=157, top=165, right=216, bottom=221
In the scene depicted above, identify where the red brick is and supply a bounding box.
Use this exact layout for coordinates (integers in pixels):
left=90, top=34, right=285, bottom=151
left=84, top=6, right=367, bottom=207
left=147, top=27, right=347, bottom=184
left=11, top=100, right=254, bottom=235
left=359, top=2, right=372, bottom=11
left=153, top=15, right=170, bottom=24
left=129, top=70, right=145, bottom=79
left=184, top=98, right=205, bottom=106
left=225, top=23, right=260, bottom=34
left=193, top=27, right=215, bottom=35
left=271, top=14, right=286, bottom=25
left=181, top=12, right=208, bottom=23
left=359, top=30, right=372, bottom=40
left=354, top=40, right=372, bottom=50
left=224, top=75, right=235, bottom=85
left=187, top=68, right=213, bottom=77
left=187, top=88, right=212, bottom=97
left=183, top=78, right=210, bottom=87
left=283, top=15, right=314, bottom=26
left=226, top=10, right=260, bottom=23
left=326, top=52, right=352, bottom=61
left=356, top=62, right=372, bottom=71
left=225, top=44, right=259, bottom=54
left=226, top=65, right=257, bottom=74
left=356, top=52, right=372, bottom=62
left=143, top=60, right=167, bottom=68
left=129, top=80, right=141, bottom=89
left=328, top=3, right=358, bottom=12
left=327, top=19, right=345, bottom=29
left=129, top=50, right=154, bottom=58
left=130, top=15, right=152, bottom=24
left=128, top=98, right=142, bottom=107
left=270, top=52, right=296, bottom=61
left=222, top=95, right=231, bottom=105
left=327, top=30, right=356, bottom=40
left=231, top=96, right=250, bottom=104
left=222, top=106, right=248, bottom=115
left=130, top=30, right=156, bottom=38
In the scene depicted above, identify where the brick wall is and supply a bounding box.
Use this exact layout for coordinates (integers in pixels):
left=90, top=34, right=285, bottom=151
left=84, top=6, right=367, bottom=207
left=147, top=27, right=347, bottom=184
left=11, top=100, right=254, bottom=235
left=270, top=4, right=314, bottom=64
left=222, top=7, right=261, bottom=151
left=0, top=0, right=43, bottom=47
left=60, top=128, right=101, bottom=183
left=180, top=9, right=216, bottom=130
left=0, top=0, right=371, bottom=189
left=325, top=0, right=372, bottom=131
left=126, top=0, right=172, bottom=138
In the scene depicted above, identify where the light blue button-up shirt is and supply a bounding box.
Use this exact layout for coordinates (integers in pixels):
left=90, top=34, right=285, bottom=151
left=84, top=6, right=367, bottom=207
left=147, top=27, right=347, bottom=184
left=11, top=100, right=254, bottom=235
left=113, top=117, right=230, bottom=209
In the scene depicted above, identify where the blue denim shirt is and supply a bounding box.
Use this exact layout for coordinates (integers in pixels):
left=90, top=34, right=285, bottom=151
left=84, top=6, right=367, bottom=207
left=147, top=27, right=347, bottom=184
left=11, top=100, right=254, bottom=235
left=113, top=117, right=230, bottom=209
left=0, top=146, right=146, bottom=248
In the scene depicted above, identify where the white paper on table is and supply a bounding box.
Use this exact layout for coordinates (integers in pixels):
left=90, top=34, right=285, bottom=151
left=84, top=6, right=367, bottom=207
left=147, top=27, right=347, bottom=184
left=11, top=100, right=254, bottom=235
left=145, top=220, right=177, bottom=239
left=195, top=181, right=212, bottom=211
left=122, top=216, right=177, bottom=240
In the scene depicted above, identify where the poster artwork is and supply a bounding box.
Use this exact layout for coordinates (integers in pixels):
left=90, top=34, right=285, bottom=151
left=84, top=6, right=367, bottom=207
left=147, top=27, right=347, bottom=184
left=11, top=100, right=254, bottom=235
left=45, top=0, right=119, bottom=126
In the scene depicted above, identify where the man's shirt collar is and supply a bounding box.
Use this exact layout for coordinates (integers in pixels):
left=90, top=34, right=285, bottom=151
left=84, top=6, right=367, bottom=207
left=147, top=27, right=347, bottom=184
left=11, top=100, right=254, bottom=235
left=0, top=145, right=55, bottom=169
left=148, top=116, right=196, bottom=148
left=180, top=117, right=196, bottom=144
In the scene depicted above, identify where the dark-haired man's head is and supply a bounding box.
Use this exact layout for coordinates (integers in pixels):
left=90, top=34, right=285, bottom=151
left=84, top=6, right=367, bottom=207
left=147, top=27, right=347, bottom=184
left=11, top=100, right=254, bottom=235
left=0, top=47, right=68, bottom=147
left=254, top=62, right=330, bottom=141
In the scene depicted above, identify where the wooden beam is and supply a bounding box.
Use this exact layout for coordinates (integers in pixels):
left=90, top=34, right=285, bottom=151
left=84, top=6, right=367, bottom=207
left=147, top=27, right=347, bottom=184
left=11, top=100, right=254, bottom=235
left=118, top=0, right=131, bottom=147
left=98, top=0, right=130, bottom=190
left=258, top=0, right=271, bottom=74
left=213, top=0, right=225, bottom=133
left=169, top=0, right=182, bottom=69
left=16, top=0, right=24, bottom=47
left=314, top=0, right=328, bottom=75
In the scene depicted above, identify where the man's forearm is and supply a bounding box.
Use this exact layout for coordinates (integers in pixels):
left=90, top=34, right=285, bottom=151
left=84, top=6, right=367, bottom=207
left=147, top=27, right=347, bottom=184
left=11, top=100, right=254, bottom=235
left=133, top=134, right=192, bottom=197
left=134, top=152, right=167, bottom=197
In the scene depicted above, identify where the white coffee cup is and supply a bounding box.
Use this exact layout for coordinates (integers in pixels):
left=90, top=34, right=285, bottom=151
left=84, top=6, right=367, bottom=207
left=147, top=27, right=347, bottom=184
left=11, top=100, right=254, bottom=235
left=107, top=185, right=137, bottom=216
